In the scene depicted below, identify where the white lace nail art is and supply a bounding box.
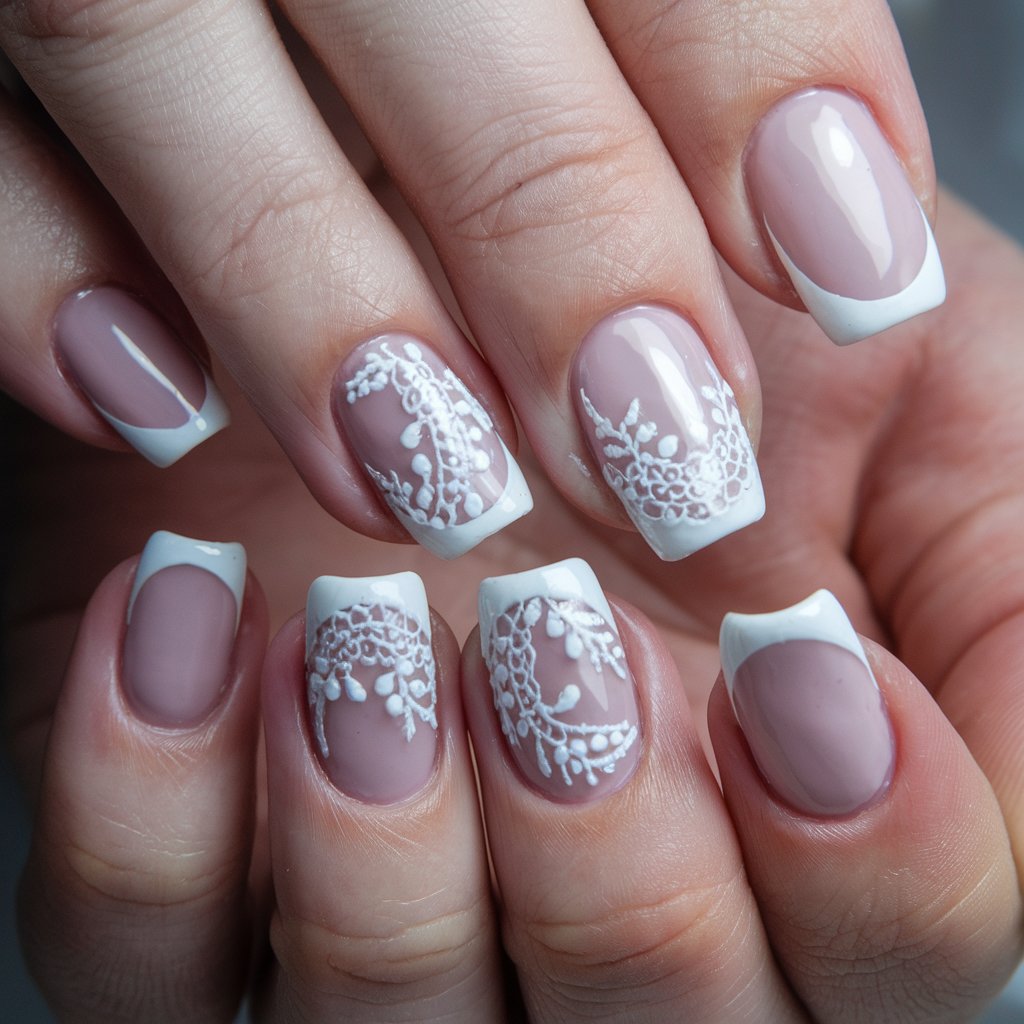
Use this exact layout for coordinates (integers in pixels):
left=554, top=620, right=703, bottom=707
left=338, top=337, right=532, bottom=559
left=573, top=306, right=764, bottom=560
left=305, top=574, right=438, bottom=802
left=479, top=559, right=640, bottom=801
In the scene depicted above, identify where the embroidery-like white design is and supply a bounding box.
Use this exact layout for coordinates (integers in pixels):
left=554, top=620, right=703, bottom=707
left=579, top=362, right=755, bottom=525
left=346, top=341, right=498, bottom=528
left=307, top=603, right=437, bottom=759
left=485, top=597, right=638, bottom=787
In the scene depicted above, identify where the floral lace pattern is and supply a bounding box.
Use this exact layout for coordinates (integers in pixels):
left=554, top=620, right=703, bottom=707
left=307, top=602, right=437, bottom=759
left=579, top=362, right=755, bottom=525
left=345, top=341, right=500, bottom=529
left=484, top=597, right=638, bottom=788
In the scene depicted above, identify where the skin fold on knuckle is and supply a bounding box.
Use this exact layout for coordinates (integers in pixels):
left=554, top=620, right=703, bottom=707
left=429, top=91, right=657, bottom=264
left=271, top=893, right=494, bottom=1004
left=509, top=866, right=759, bottom=1009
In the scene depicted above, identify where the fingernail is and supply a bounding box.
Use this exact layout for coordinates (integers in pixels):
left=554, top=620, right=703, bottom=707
left=719, top=589, right=894, bottom=817
left=479, top=558, right=641, bottom=802
left=123, top=531, right=246, bottom=728
left=333, top=335, right=533, bottom=559
left=746, top=88, right=945, bottom=345
left=306, top=572, right=438, bottom=803
left=572, top=305, right=764, bottom=560
left=54, top=287, right=230, bottom=466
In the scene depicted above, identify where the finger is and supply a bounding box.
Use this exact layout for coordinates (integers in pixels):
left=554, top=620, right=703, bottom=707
left=278, top=0, right=767, bottom=561
left=258, top=573, right=504, bottom=1022
left=465, top=559, right=807, bottom=1023
left=592, top=0, right=945, bottom=344
left=0, top=0, right=532, bottom=558
left=18, top=531, right=267, bottom=1023
left=854, top=197, right=1024, bottom=922
left=0, top=90, right=229, bottom=465
left=713, top=590, right=1022, bottom=1022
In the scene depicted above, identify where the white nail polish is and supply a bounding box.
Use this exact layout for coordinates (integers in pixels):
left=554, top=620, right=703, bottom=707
left=766, top=212, right=945, bottom=346
left=129, top=530, right=246, bottom=627
left=100, top=376, right=230, bottom=468
left=719, top=589, right=870, bottom=703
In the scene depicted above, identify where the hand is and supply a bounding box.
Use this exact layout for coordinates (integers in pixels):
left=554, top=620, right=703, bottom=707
left=5, top=189, right=1023, bottom=1022
left=0, top=0, right=943, bottom=561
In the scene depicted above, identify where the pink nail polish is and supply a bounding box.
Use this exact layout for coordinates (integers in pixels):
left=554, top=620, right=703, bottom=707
left=479, top=559, right=641, bottom=802
left=720, top=590, right=894, bottom=818
left=334, top=335, right=532, bottom=559
left=123, top=531, right=246, bottom=728
left=572, top=305, right=764, bottom=560
left=306, top=573, right=438, bottom=803
left=746, top=88, right=945, bottom=344
left=55, top=287, right=229, bottom=465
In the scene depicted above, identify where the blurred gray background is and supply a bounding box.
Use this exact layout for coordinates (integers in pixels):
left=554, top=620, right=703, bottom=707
left=2, top=0, right=1024, bottom=1019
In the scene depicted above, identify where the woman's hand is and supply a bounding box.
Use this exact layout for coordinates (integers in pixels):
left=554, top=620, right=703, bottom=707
left=5, top=189, right=1023, bottom=1022
left=0, top=0, right=943, bottom=561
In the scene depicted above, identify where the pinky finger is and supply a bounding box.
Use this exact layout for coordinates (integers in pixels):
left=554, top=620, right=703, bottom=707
left=711, top=590, right=1023, bottom=1023
left=0, top=90, right=228, bottom=466
left=18, top=531, right=267, bottom=1023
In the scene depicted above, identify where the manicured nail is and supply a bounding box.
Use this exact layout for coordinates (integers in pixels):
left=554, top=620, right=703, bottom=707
left=123, top=531, right=246, bottom=728
left=479, top=558, right=641, bottom=802
left=719, top=590, right=894, bottom=817
left=55, top=287, right=229, bottom=466
left=572, top=305, right=764, bottom=560
left=306, top=572, right=438, bottom=803
left=334, top=336, right=533, bottom=559
left=746, top=88, right=945, bottom=345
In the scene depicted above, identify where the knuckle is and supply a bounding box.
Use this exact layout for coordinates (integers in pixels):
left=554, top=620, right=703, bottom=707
left=432, top=93, right=653, bottom=259
left=172, top=160, right=345, bottom=309
left=513, top=868, right=753, bottom=1003
left=273, top=894, right=493, bottom=1002
left=59, top=820, right=244, bottom=914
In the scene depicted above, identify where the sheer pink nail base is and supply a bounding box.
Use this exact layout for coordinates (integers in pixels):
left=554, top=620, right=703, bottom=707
left=55, top=287, right=229, bottom=466
left=746, top=88, right=945, bottom=343
left=720, top=590, right=895, bottom=818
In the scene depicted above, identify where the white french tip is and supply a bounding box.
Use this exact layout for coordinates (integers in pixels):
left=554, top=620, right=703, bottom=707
left=100, top=371, right=230, bottom=468
left=478, top=557, right=612, bottom=656
left=768, top=207, right=946, bottom=346
left=396, top=438, right=533, bottom=560
left=634, top=471, right=766, bottom=561
left=129, top=530, right=246, bottom=626
left=719, top=589, right=869, bottom=700
left=306, top=572, right=430, bottom=656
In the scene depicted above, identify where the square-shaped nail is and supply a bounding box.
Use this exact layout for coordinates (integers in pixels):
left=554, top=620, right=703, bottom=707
left=334, top=336, right=533, bottom=559
left=55, top=287, right=229, bottom=466
left=306, top=572, right=438, bottom=803
left=746, top=88, right=945, bottom=344
left=720, top=590, right=894, bottom=817
left=572, top=305, right=764, bottom=560
left=478, top=558, right=641, bottom=802
left=123, top=531, right=246, bottom=727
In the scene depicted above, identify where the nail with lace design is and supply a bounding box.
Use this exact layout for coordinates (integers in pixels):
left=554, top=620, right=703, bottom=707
left=306, top=572, right=438, bottom=803
left=479, top=558, right=641, bottom=803
left=572, top=304, right=764, bottom=560
left=333, top=336, right=532, bottom=559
